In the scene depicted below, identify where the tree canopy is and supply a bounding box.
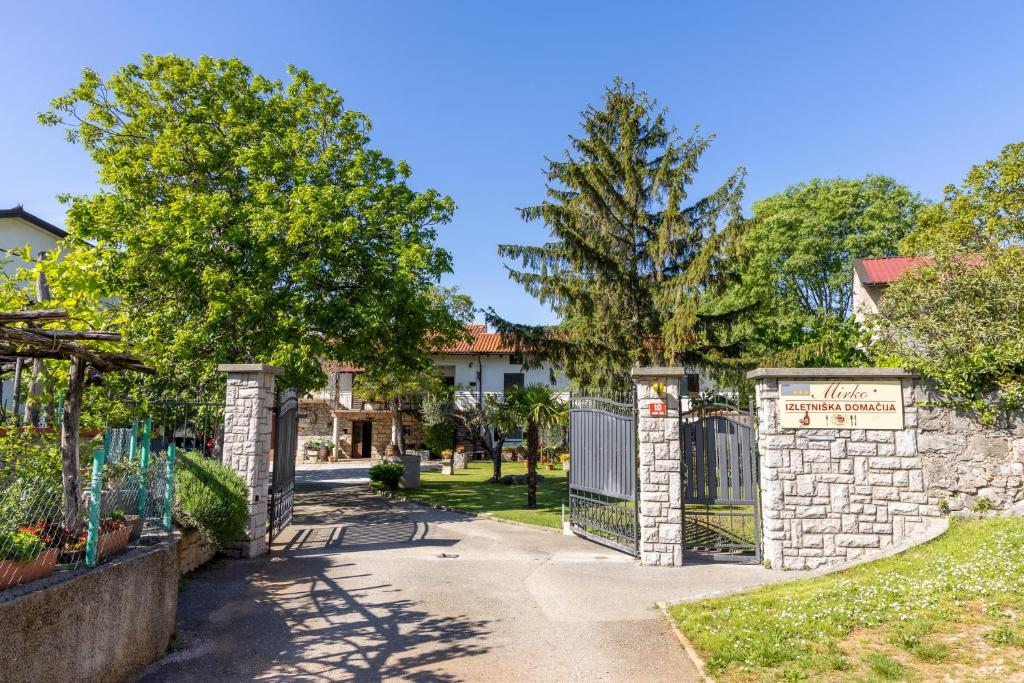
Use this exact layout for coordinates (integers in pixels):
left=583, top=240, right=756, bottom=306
left=902, top=141, right=1024, bottom=254
left=488, top=79, right=748, bottom=389
left=736, top=175, right=922, bottom=368
left=41, top=55, right=457, bottom=394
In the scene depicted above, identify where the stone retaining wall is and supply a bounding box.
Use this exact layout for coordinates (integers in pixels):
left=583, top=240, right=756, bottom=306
left=176, top=527, right=217, bottom=576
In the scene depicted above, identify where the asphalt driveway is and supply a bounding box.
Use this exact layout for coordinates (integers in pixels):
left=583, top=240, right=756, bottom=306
left=137, top=462, right=782, bottom=682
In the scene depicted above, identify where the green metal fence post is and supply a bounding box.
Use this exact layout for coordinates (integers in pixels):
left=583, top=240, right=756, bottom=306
left=136, top=418, right=152, bottom=517
left=85, top=447, right=106, bottom=568
left=103, top=427, right=112, bottom=460
left=128, top=420, right=139, bottom=462
left=162, top=443, right=176, bottom=532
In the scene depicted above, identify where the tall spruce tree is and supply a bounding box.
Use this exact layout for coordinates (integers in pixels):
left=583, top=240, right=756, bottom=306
left=488, top=80, right=749, bottom=389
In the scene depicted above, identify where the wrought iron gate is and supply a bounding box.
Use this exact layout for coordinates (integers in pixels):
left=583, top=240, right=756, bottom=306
left=678, top=392, right=761, bottom=563
left=568, top=391, right=638, bottom=556
left=268, top=388, right=298, bottom=542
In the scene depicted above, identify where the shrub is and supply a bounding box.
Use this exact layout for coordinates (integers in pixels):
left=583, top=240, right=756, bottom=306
left=423, top=420, right=454, bottom=458
left=0, top=529, right=46, bottom=562
left=368, top=462, right=404, bottom=491
left=173, top=451, right=249, bottom=548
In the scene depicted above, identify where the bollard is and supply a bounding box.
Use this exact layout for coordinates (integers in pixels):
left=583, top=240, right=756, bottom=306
left=85, top=447, right=106, bottom=568
left=162, top=443, right=176, bottom=532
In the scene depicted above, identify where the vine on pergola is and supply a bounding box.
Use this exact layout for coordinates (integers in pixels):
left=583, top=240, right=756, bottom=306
left=0, top=308, right=153, bottom=531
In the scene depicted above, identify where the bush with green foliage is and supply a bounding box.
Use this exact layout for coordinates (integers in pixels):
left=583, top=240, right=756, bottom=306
left=870, top=247, right=1024, bottom=424
left=368, top=462, right=405, bottom=491
left=423, top=420, right=454, bottom=458
left=173, top=451, right=249, bottom=548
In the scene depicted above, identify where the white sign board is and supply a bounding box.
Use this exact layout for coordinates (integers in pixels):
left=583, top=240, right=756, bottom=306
left=779, top=380, right=904, bottom=430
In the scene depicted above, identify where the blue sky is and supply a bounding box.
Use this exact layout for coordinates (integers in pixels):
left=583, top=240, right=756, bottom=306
left=1, top=2, right=1022, bottom=324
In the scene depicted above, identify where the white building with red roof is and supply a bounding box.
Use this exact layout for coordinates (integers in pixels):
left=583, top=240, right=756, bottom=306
left=852, top=256, right=930, bottom=322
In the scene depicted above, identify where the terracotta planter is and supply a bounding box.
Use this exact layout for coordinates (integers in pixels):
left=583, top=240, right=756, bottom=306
left=124, top=515, right=144, bottom=542
left=545, top=463, right=554, bottom=471
left=317, top=447, right=330, bottom=462
left=98, top=524, right=132, bottom=560
left=0, top=548, right=59, bottom=590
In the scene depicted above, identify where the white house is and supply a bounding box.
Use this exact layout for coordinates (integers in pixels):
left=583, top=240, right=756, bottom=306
left=852, top=256, right=929, bottom=322
left=299, top=324, right=571, bottom=458
left=0, top=206, right=67, bottom=278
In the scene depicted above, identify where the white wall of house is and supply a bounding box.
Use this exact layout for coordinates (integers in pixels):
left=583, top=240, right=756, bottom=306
left=0, top=216, right=61, bottom=278
left=852, top=267, right=885, bottom=323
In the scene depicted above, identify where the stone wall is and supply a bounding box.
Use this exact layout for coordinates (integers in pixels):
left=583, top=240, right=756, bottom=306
left=751, top=368, right=1024, bottom=570
left=219, top=363, right=281, bottom=558
left=916, top=385, right=1024, bottom=513
left=297, top=401, right=333, bottom=452
left=0, top=541, right=178, bottom=683
left=176, top=527, right=216, bottom=576
left=633, top=369, right=685, bottom=566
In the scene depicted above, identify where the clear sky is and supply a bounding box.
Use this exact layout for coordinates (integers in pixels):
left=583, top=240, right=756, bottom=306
left=1, top=1, right=1022, bottom=325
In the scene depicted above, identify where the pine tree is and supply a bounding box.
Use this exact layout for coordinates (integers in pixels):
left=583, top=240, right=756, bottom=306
left=488, top=80, right=749, bottom=389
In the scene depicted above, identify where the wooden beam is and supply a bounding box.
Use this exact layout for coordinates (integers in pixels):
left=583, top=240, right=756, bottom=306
left=0, top=309, right=69, bottom=323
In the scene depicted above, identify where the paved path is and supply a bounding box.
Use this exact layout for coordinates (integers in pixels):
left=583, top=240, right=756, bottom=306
left=138, top=463, right=784, bottom=682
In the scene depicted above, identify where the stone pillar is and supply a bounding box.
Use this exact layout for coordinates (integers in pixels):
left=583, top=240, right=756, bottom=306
left=632, top=367, right=687, bottom=566
left=218, top=363, right=283, bottom=558
left=332, top=414, right=340, bottom=457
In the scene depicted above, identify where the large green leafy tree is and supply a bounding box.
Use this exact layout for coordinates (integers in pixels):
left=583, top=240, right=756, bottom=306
left=870, top=142, right=1024, bottom=423
left=40, top=55, right=456, bottom=395
left=740, top=176, right=923, bottom=366
left=489, top=80, right=748, bottom=390
left=354, top=286, right=473, bottom=455
left=902, top=141, right=1024, bottom=254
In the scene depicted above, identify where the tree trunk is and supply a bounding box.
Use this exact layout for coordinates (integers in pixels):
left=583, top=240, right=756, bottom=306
left=24, top=271, right=51, bottom=427
left=60, top=357, right=86, bottom=533
left=390, top=398, right=406, bottom=456
left=526, top=421, right=539, bottom=508
left=11, top=358, right=23, bottom=426
left=491, top=433, right=505, bottom=483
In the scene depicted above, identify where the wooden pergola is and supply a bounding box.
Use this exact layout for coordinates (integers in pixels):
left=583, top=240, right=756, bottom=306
left=0, top=308, right=154, bottom=530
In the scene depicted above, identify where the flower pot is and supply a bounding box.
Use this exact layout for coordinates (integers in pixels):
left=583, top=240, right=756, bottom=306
left=0, top=548, right=59, bottom=590
left=545, top=463, right=554, bottom=471
left=317, top=447, right=330, bottom=462
left=125, top=514, right=144, bottom=542
left=97, top=524, right=132, bottom=560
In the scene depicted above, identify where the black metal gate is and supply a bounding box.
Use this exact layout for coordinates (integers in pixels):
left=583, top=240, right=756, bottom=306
left=678, top=392, right=761, bottom=563
left=268, top=388, right=298, bottom=542
left=568, top=392, right=638, bottom=556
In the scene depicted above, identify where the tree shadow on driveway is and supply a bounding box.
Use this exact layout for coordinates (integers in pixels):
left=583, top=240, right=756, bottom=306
left=138, top=493, right=490, bottom=682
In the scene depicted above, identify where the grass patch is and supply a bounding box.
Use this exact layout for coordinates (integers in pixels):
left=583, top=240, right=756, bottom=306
left=396, top=461, right=567, bottom=529
left=668, top=517, right=1024, bottom=681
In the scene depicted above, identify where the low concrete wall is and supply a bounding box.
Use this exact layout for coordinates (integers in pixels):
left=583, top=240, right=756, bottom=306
left=176, top=527, right=217, bottom=576
left=0, top=539, right=178, bottom=683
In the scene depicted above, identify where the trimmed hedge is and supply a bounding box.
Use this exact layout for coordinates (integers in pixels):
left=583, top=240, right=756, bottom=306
left=173, top=451, right=249, bottom=548
left=369, top=462, right=404, bottom=491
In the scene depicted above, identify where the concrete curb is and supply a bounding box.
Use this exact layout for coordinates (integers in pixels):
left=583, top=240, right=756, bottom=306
left=370, top=487, right=563, bottom=535
left=657, top=602, right=715, bottom=683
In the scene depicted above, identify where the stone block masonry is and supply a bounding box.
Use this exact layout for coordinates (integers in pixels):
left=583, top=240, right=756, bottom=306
left=632, top=368, right=687, bottom=566
left=750, top=368, right=1024, bottom=570
left=219, top=363, right=283, bottom=559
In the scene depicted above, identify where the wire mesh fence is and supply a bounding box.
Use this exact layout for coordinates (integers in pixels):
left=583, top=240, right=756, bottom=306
left=0, top=427, right=175, bottom=592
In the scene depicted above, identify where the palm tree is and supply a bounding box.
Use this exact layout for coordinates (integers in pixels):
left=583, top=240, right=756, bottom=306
left=506, top=384, right=568, bottom=508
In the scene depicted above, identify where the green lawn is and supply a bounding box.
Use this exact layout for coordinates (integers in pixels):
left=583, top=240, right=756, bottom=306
left=398, top=460, right=568, bottom=529
left=670, top=517, right=1024, bottom=682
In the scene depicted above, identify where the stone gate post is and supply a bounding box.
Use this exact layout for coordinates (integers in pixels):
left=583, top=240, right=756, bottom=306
left=631, top=367, right=688, bottom=566
left=219, top=363, right=283, bottom=558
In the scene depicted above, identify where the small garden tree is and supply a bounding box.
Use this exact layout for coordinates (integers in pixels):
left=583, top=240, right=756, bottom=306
left=423, top=391, right=520, bottom=483
left=505, top=385, right=567, bottom=508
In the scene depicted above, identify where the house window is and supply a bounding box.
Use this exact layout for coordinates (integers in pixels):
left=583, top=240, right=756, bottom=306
left=509, top=353, right=523, bottom=366
left=686, top=373, right=700, bottom=394
left=503, top=373, right=525, bottom=391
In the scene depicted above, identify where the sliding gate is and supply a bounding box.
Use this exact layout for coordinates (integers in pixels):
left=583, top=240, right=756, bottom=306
left=678, top=392, right=761, bottom=562
left=568, top=392, right=638, bottom=556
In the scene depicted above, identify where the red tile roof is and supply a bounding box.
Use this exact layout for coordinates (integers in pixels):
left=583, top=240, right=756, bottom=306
left=854, top=257, right=930, bottom=285
left=322, top=325, right=516, bottom=373
left=433, top=326, right=516, bottom=354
